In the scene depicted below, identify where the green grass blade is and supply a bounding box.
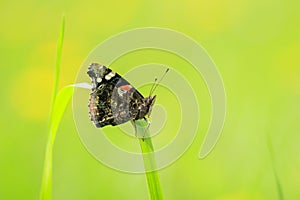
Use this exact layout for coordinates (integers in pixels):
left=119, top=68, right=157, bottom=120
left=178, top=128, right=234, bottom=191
left=40, top=86, right=74, bottom=200
left=135, top=120, right=164, bottom=200
left=266, top=133, right=284, bottom=200
left=51, top=15, right=65, bottom=105
left=273, top=169, right=284, bottom=200
left=40, top=16, right=65, bottom=200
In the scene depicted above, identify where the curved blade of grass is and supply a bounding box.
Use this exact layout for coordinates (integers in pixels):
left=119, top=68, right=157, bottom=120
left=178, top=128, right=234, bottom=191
left=51, top=15, right=65, bottom=103
left=40, top=85, right=74, bottom=200
left=135, top=120, right=164, bottom=200
left=40, top=16, right=65, bottom=200
left=266, top=133, right=284, bottom=200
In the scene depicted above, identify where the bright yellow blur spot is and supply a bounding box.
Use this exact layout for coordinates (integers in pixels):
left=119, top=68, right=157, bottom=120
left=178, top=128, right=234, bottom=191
left=10, top=67, right=53, bottom=120
left=216, top=193, right=264, bottom=200
left=275, top=44, right=300, bottom=94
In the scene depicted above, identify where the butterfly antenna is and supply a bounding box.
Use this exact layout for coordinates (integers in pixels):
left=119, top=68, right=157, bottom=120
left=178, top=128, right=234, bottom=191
left=149, top=77, right=158, bottom=96
left=149, top=68, right=169, bottom=96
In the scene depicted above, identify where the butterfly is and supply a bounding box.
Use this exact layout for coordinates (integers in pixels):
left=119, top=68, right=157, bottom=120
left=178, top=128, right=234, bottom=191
left=87, top=63, right=168, bottom=130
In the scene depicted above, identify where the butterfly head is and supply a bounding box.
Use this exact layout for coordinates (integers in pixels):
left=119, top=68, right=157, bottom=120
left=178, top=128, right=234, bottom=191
left=141, top=67, right=169, bottom=119
left=143, top=95, right=156, bottom=118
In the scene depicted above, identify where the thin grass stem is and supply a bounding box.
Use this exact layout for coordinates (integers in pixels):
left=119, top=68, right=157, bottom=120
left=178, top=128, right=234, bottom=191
left=135, top=120, right=164, bottom=200
left=40, top=16, right=65, bottom=200
left=266, top=133, right=284, bottom=200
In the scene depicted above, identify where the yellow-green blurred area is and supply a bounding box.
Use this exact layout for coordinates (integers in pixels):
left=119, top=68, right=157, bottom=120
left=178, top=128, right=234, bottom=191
left=1, top=0, right=300, bottom=199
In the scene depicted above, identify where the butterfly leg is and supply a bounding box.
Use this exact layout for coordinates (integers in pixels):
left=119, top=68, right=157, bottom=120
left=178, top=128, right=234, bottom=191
left=131, top=120, right=137, bottom=137
left=142, top=117, right=151, bottom=140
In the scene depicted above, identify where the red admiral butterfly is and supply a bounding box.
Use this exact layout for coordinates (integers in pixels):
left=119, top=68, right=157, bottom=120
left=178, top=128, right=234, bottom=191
left=87, top=63, right=168, bottom=131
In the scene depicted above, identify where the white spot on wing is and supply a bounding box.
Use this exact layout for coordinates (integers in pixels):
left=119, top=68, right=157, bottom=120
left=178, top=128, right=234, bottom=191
left=108, top=72, right=115, bottom=77
left=96, top=78, right=102, bottom=83
left=105, top=75, right=111, bottom=80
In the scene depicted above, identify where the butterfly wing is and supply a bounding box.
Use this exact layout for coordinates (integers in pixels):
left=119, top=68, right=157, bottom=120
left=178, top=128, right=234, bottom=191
left=87, top=63, right=144, bottom=128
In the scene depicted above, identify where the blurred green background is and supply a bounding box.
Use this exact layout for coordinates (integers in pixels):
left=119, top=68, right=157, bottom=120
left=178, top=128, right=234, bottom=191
left=1, top=0, right=300, bottom=199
